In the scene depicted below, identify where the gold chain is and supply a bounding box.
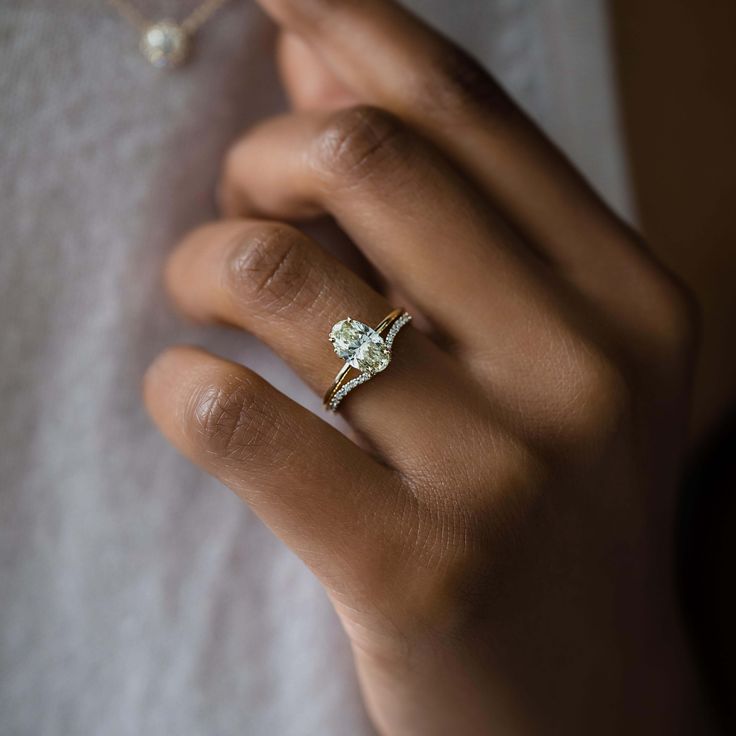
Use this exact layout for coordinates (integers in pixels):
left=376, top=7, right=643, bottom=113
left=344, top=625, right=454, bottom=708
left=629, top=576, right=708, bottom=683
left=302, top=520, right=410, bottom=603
left=107, top=0, right=232, bottom=34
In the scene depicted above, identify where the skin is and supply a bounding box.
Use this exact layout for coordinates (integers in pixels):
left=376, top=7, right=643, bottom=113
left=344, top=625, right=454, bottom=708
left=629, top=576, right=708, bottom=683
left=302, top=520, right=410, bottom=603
left=144, top=1, right=715, bottom=733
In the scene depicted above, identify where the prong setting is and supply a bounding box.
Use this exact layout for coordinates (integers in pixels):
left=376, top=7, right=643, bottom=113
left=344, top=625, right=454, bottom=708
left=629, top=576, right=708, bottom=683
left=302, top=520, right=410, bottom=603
left=326, top=311, right=411, bottom=411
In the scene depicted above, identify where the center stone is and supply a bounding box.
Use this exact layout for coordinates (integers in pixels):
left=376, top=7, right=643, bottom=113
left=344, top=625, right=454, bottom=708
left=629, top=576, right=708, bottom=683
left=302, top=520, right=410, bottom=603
left=329, top=318, right=390, bottom=373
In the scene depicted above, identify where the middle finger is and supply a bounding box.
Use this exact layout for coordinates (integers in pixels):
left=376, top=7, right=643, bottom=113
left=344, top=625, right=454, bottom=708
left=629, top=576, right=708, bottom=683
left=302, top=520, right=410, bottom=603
left=220, top=106, right=559, bottom=357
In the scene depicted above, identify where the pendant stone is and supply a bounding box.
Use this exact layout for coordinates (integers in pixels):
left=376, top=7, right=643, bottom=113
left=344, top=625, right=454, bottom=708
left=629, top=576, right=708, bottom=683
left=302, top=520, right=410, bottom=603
left=140, top=21, right=189, bottom=69
left=329, top=319, right=391, bottom=374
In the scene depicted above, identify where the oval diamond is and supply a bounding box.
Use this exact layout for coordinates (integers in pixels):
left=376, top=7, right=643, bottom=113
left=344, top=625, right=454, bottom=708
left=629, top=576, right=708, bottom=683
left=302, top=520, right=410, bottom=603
left=329, top=318, right=390, bottom=374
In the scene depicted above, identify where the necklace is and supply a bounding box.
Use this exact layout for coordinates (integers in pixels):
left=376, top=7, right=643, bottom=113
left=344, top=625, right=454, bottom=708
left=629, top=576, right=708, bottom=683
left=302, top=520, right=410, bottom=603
left=108, top=0, right=233, bottom=69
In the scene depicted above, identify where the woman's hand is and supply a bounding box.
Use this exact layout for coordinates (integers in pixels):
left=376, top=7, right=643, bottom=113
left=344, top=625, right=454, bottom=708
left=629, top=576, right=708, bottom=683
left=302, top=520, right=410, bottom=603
left=144, top=1, right=708, bottom=733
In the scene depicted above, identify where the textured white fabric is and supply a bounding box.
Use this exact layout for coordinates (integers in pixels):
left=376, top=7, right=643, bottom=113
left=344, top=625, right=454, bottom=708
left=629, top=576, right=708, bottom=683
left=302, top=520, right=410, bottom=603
left=0, top=2, right=632, bottom=734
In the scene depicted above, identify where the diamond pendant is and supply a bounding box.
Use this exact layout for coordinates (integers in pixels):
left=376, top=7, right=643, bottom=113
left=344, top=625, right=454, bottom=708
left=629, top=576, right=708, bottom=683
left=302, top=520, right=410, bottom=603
left=139, top=21, right=190, bottom=69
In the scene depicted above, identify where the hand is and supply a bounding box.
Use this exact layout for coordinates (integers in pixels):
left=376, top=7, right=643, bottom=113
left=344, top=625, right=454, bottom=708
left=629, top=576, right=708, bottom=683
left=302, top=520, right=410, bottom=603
left=144, top=1, right=708, bottom=733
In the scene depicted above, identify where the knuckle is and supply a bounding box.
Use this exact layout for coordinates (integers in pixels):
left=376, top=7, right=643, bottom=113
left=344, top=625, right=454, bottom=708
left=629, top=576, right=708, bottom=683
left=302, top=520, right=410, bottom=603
left=561, top=343, right=632, bottom=441
left=649, top=274, right=701, bottom=357
left=621, top=241, right=701, bottom=363
left=188, top=375, right=280, bottom=464
left=310, top=105, right=406, bottom=184
left=412, top=42, right=505, bottom=120
left=225, top=224, right=321, bottom=315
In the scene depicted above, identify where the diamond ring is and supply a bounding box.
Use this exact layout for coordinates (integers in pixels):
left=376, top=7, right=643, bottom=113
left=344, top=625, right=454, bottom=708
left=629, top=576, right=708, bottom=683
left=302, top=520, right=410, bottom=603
left=323, top=308, right=412, bottom=412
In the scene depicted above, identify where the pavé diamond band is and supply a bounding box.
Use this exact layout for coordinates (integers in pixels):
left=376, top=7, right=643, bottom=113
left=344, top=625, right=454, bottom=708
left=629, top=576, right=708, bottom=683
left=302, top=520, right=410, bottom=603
left=323, top=308, right=412, bottom=412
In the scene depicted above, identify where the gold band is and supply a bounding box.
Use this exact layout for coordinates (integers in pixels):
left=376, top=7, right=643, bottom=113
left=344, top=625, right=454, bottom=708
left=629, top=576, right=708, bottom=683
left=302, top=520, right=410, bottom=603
left=323, top=308, right=409, bottom=411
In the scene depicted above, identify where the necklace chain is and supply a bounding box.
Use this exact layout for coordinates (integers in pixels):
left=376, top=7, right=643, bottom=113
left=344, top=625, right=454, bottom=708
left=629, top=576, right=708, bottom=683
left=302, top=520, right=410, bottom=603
left=108, top=0, right=232, bottom=35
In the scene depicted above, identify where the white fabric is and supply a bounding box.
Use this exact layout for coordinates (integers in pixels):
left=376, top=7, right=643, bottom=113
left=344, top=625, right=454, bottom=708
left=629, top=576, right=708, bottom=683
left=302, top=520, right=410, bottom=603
left=0, top=2, right=632, bottom=734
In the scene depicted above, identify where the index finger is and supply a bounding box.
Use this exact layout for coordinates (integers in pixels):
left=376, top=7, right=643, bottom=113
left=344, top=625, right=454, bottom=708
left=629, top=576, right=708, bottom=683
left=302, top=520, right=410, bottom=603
left=255, top=0, right=641, bottom=290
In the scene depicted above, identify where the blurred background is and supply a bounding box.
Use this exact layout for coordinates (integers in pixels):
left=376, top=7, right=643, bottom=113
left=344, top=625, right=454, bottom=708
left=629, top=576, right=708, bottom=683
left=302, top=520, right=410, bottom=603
left=611, top=0, right=736, bottom=727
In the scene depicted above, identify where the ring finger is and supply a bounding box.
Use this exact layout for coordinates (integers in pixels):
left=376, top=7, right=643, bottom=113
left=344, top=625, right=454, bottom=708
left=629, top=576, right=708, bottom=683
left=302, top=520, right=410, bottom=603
left=166, top=218, right=495, bottom=476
